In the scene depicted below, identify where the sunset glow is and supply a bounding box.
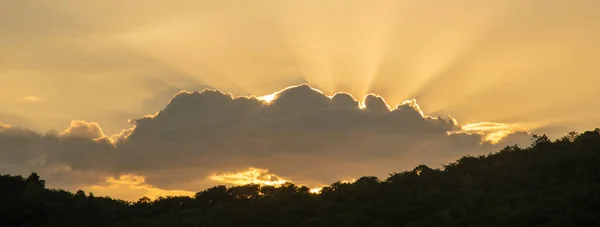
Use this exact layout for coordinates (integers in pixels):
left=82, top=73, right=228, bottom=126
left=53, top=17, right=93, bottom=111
left=83, top=174, right=194, bottom=201
left=461, top=122, right=525, bottom=143
left=209, top=168, right=289, bottom=186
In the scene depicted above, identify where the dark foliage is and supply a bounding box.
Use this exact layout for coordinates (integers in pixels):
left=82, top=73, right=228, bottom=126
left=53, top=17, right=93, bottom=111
left=2, top=129, right=600, bottom=226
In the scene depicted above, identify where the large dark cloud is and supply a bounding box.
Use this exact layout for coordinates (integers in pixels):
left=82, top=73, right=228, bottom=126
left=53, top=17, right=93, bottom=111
left=0, top=84, right=532, bottom=191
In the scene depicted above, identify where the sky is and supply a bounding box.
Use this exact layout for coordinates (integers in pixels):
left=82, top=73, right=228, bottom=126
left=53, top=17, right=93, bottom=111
left=1, top=0, right=599, bottom=200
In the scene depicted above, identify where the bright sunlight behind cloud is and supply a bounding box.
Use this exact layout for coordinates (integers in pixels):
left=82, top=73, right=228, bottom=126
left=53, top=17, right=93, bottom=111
left=1, top=84, right=534, bottom=200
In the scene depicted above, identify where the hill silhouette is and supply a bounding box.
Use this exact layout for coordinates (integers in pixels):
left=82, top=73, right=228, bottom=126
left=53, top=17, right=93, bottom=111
left=1, top=129, right=600, bottom=227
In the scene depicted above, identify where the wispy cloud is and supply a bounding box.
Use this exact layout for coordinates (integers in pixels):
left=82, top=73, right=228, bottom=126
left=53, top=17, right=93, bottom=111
left=17, top=96, right=43, bottom=103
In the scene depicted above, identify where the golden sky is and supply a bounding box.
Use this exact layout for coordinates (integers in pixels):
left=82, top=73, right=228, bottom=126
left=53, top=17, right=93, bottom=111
left=1, top=0, right=599, bottom=200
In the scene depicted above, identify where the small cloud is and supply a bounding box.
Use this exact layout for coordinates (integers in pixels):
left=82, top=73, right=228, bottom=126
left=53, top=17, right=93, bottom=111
left=209, top=167, right=352, bottom=194
left=18, top=96, right=43, bottom=103
left=209, top=167, right=289, bottom=186
left=0, top=123, right=11, bottom=129
left=82, top=174, right=194, bottom=201
left=459, top=122, right=526, bottom=143
left=60, top=120, right=107, bottom=140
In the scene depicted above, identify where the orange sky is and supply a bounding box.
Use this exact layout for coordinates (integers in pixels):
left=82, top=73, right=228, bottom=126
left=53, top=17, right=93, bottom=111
left=1, top=0, right=599, bottom=200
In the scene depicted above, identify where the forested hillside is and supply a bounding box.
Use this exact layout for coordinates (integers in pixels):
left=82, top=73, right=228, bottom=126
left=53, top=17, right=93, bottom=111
left=2, top=129, right=600, bottom=227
